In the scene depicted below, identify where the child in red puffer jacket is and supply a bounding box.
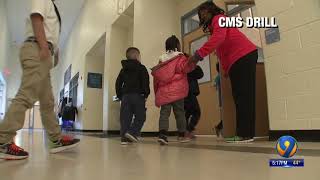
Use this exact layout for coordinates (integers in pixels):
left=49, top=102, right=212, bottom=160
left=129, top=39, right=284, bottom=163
left=151, top=35, right=196, bottom=145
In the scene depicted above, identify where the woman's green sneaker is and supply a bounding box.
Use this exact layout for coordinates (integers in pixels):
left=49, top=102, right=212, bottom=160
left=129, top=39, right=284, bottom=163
left=225, top=136, right=254, bottom=143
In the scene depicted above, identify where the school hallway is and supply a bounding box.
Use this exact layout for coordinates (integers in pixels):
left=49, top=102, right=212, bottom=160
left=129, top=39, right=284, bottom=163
left=1, top=0, right=320, bottom=179
left=1, top=130, right=320, bottom=180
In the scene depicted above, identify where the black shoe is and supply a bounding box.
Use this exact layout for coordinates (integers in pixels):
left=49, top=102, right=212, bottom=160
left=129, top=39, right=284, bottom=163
left=214, top=127, right=222, bottom=137
left=215, top=121, right=223, bottom=138
left=121, top=137, right=133, bottom=145
left=0, top=143, right=29, bottom=160
left=125, top=133, right=139, bottom=143
left=158, top=134, right=169, bottom=145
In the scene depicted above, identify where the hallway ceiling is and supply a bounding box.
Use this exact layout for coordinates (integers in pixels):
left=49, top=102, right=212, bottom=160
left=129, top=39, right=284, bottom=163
left=5, top=0, right=86, bottom=47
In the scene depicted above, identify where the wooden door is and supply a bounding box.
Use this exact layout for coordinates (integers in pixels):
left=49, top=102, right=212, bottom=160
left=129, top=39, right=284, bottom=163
left=183, top=28, right=220, bottom=135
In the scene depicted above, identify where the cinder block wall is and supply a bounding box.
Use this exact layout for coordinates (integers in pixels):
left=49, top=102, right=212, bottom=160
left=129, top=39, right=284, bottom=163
left=255, top=0, right=320, bottom=130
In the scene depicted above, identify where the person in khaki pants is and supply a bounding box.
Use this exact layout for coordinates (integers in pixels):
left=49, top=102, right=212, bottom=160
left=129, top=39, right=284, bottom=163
left=0, top=0, right=80, bottom=160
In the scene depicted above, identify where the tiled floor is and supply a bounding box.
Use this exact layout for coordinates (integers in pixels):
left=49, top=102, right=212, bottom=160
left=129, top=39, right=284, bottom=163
left=1, top=130, right=320, bottom=180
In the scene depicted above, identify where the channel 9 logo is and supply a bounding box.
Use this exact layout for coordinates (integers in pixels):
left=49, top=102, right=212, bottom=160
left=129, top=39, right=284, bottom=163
left=270, top=136, right=304, bottom=168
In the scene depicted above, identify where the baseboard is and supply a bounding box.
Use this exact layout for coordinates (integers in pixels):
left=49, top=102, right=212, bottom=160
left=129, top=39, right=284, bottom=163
left=105, top=130, right=120, bottom=135
left=106, top=131, right=179, bottom=137
left=71, top=130, right=178, bottom=137
left=140, top=131, right=178, bottom=137
left=72, top=129, right=104, bottom=133
left=269, top=130, right=320, bottom=142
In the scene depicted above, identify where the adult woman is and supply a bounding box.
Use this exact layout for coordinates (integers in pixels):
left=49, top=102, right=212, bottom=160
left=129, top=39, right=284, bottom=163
left=189, top=1, right=258, bottom=143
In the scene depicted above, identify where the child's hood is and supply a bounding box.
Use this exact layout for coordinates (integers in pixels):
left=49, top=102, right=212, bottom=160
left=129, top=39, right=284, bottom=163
left=159, top=51, right=184, bottom=63
left=121, top=59, right=141, bottom=71
left=151, top=53, right=186, bottom=83
left=151, top=51, right=184, bottom=73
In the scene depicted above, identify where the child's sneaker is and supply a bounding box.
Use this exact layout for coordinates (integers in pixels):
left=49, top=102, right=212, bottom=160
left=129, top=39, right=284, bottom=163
left=0, top=143, right=29, bottom=160
left=186, top=131, right=196, bottom=139
left=125, top=133, right=139, bottom=143
left=120, top=137, right=133, bottom=145
left=177, top=132, right=191, bottom=143
left=136, top=136, right=143, bottom=141
left=49, top=136, right=80, bottom=154
left=158, top=134, right=169, bottom=145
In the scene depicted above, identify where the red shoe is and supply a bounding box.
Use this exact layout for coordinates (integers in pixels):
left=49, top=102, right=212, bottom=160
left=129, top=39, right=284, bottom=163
left=49, top=136, right=80, bottom=154
left=0, top=143, right=29, bottom=160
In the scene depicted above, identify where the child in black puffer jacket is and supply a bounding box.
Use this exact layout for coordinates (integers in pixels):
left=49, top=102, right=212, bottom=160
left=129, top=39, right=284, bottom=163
left=184, top=65, right=204, bottom=138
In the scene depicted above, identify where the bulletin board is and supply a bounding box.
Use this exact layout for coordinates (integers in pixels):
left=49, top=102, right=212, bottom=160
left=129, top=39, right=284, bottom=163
left=64, top=65, right=72, bottom=85
left=87, top=72, right=103, bottom=89
left=190, top=36, right=211, bottom=84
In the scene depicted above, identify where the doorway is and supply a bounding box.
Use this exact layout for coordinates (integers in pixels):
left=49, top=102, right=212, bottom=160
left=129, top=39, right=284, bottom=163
left=0, top=72, right=6, bottom=120
left=222, top=1, right=269, bottom=137
left=181, top=1, right=269, bottom=137
left=182, top=9, right=220, bottom=135
left=107, top=1, right=134, bottom=131
left=83, top=34, right=106, bottom=130
left=183, top=29, right=220, bottom=135
left=22, top=101, right=42, bottom=129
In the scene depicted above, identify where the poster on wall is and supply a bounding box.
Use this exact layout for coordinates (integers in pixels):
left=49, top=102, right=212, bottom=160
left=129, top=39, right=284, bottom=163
left=190, top=36, right=211, bottom=84
left=64, top=65, right=72, bottom=85
left=265, top=27, right=280, bottom=45
left=87, top=73, right=103, bottom=89
left=64, top=83, right=70, bottom=98
left=59, top=88, right=64, bottom=101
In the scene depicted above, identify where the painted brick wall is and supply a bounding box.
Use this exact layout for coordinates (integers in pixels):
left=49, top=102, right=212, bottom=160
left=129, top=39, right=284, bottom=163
left=255, top=0, right=320, bottom=130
